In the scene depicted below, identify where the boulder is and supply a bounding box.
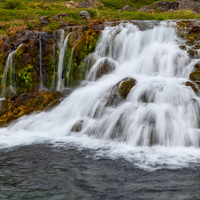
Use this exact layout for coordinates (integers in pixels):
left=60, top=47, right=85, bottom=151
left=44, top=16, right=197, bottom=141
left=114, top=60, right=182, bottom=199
left=187, top=49, right=198, bottom=58
left=119, top=77, right=136, bottom=99
left=71, top=120, right=84, bottom=132
left=123, top=5, right=133, bottom=11
left=39, top=16, right=49, bottom=26
left=106, top=77, right=136, bottom=107
left=190, top=68, right=200, bottom=81
left=95, top=59, right=115, bottom=79
left=78, top=10, right=91, bottom=19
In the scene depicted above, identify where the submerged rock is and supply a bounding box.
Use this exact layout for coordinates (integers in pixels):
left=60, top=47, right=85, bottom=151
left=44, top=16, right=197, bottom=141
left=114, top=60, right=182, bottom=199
left=0, top=91, right=64, bottom=126
left=95, top=59, right=115, bottom=79
left=71, top=120, right=84, bottom=132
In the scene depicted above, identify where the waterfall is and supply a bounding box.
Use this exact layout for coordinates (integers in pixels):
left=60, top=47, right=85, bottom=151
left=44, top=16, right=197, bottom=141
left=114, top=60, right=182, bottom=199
left=1, top=21, right=200, bottom=169
left=56, top=31, right=71, bottom=92
left=1, top=44, right=22, bottom=99
left=39, top=35, right=43, bottom=90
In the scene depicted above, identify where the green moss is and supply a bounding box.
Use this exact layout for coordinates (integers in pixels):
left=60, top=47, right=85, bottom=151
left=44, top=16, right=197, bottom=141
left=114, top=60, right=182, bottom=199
left=190, top=68, right=200, bottom=82
left=119, top=78, right=136, bottom=99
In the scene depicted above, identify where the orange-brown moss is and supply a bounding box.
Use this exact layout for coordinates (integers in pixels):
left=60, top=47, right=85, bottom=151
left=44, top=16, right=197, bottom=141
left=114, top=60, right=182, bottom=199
left=0, top=91, right=64, bottom=126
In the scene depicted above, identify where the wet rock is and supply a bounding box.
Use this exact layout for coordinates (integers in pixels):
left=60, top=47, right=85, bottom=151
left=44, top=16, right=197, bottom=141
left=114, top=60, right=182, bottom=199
left=185, top=81, right=199, bottom=92
left=0, top=91, right=64, bottom=126
left=119, top=77, right=136, bottom=99
left=95, top=59, right=115, bottom=79
left=190, top=68, right=200, bottom=82
left=39, top=16, right=49, bottom=26
left=179, top=45, right=186, bottom=50
left=106, top=77, right=136, bottom=107
left=187, top=49, right=198, bottom=58
left=194, top=63, right=200, bottom=69
left=123, top=5, right=133, bottom=11
left=71, top=120, right=84, bottom=132
left=78, top=10, right=91, bottom=19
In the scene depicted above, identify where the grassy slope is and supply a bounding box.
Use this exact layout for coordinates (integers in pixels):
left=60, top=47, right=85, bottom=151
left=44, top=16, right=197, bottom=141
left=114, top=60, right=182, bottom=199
left=0, top=0, right=200, bottom=38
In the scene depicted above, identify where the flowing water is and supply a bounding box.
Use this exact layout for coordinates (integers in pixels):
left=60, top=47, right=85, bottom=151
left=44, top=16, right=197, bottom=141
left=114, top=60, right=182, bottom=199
left=1, top=21, right=200, bottom=199
left=56, top=31, right=71, bottom=92
left=1, top=44, right=23, bottom=99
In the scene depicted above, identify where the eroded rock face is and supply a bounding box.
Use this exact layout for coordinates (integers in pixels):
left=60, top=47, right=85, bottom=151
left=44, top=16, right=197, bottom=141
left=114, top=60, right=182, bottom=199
left=0, top=91, right=64, bottom=126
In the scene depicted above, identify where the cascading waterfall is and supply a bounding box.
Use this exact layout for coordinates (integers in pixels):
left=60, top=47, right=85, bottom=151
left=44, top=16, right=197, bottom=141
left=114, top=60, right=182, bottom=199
left=1, top=21, right=200, bottom=169
left=1, top=44, right=22, bottom=99
left=56, top=30, right=71, bottom=92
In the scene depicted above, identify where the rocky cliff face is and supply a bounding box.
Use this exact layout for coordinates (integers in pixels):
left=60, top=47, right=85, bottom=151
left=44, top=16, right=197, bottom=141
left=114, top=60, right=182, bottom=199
left=0, top=22, right=103, bottom=97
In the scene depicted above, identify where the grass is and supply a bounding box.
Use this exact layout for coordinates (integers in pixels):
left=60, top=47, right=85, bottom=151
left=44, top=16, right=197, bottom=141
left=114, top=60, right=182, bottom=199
left=0, top=0, right=200, bottom=37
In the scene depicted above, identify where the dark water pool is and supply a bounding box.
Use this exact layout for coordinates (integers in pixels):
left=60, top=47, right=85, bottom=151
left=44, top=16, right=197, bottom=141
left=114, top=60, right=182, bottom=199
left=0, top=144, right=200, bottom=200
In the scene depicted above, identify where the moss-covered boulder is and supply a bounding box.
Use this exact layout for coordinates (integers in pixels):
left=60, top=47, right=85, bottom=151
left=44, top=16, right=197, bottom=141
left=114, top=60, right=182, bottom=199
left=106, top=77, right=136, bottom=107
left=190, top=68, right=200, bottom=82
left=0, top=91, right=64, bottom=126
left=119, top=77, right=136, bottom=99
left=95, top=59, right=115, bottom=80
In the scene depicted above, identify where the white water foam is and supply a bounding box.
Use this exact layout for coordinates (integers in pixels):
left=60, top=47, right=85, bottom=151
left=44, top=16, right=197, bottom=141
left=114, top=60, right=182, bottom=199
left=1, top=21, right=200, bottom=170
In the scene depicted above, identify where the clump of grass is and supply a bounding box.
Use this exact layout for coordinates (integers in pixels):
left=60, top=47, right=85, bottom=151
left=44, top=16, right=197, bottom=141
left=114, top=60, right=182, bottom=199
left=3, top=0, right=25, bottom=9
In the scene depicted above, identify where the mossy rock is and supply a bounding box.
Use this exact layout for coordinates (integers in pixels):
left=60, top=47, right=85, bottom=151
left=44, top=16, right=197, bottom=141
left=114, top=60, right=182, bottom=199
left=119, top=77, right=136, bottom=99
left=185, top=81, right=199, bottom=93
left=0, top=91, right=64, bottom=126
left=187, top=49, right=198, bottom=58
left=189, top=67, right=200, bottom=82
left=106, top=77, right=136, bottom=107
left=95, top=59, right=115, bottom=80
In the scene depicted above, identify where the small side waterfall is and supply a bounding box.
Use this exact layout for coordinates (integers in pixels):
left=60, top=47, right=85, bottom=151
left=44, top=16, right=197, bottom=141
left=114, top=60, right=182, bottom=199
left=56, top=31, right=71, bottom=92
left=1, top=44, right=22, bottom=99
